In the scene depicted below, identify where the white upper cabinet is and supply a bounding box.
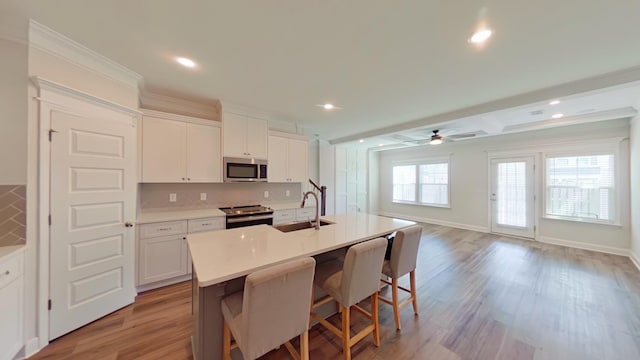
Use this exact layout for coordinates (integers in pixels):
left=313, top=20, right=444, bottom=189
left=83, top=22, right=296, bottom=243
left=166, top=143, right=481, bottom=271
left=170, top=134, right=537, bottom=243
left=141, top=110, right=221, bottom=183
left=187, top=123, right=221, bottom=182
left=222, top=111, right=268, bottom=159
left=268, top=132, right=308, bottom=183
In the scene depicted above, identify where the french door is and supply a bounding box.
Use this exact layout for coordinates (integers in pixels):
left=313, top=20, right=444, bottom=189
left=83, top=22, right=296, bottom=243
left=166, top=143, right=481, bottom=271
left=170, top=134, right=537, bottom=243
left=490, top=157, right=535, bottom=239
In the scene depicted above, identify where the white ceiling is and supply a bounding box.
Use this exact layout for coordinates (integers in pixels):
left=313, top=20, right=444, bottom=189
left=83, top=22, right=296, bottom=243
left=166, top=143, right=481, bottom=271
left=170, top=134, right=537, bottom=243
left=3, top=1, right=640, bottom=144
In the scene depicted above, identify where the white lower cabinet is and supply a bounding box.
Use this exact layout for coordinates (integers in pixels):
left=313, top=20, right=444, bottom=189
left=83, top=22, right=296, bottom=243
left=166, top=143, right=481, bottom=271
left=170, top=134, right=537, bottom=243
left=296, top=207, right=316, bottom=221
left=0, top=250, right=24, bottom=360
left=137, top=217, right=224, bottom=290
left=138, top=234, right=188, bottom=285
left=273, top=209, right=296, bottom=225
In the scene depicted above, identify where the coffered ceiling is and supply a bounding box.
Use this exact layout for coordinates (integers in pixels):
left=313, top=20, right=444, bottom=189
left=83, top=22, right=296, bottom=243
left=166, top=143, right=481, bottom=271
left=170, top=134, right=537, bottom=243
left=3, top=1, right=640, bottom=144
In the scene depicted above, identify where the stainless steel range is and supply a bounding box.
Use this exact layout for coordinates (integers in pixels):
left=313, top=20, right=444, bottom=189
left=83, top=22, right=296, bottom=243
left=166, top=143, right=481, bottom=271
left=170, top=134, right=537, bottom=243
left=219, top=205, right=274, bottom=229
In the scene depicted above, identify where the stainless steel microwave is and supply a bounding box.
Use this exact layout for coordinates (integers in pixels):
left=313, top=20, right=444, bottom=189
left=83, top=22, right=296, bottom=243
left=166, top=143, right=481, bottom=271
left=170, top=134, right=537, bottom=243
left=223, top=157, right=268, bottom=182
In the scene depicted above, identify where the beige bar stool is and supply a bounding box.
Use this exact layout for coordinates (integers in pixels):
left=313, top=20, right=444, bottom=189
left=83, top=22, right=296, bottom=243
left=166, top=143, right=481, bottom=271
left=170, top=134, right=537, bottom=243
left=378, top=225, right=423, bottom=330
left=221, top=257, right=316, bottom=360
left=310, top=238, right=388, bottom=360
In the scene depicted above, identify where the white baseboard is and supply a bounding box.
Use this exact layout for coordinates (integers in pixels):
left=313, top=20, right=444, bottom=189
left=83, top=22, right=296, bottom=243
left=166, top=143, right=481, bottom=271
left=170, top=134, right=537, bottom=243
left=537, top=236, right=629, bottom=256
left=136, top=274, right=191, bottom=293
left=630, top=250, right=640, bottom=272
left=375, top=211, right=489, bottom=233
left=22, top=337, right=41, bottom=359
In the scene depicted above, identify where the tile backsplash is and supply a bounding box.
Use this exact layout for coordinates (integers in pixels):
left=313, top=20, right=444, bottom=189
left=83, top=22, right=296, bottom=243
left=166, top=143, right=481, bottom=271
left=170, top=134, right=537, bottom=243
left=0, top=185, right=26, bottom=247
left=140, top=182, right=303, bottom=211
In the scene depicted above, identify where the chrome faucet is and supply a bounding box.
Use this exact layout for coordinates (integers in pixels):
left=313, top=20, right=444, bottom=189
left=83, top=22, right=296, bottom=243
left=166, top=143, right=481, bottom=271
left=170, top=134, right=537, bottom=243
left=301, top=191, right=320, bottom=230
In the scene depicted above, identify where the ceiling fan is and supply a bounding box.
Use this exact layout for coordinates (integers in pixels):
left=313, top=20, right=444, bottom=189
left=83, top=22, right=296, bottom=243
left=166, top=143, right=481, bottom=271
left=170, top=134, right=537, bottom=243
left=390, top=128, right=481, bottom=147
left=430, top=130, right=443, bottom=145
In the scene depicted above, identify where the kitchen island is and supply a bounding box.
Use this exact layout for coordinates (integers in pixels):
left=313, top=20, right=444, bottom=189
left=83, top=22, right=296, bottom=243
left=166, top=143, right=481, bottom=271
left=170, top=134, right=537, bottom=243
left=188, top=212, right=415, bottom=360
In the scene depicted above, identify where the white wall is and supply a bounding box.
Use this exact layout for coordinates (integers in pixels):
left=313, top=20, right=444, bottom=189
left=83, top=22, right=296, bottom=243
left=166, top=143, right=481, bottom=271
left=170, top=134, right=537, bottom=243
left=376, top=119, right=631, bottom=252
left=630, top=116, right=640, bottom=265
left=0, top=37, right=28, bottom=185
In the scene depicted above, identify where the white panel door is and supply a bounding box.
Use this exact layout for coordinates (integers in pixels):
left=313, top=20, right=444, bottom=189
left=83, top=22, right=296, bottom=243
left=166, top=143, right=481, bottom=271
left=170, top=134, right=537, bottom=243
left=222, top=112, right=247, bottom=158
left=50, top=110, right=136, bottom=339
left=490, top=157, right=535, bottom=238
left=268, top=136, right=289, bottom=182
left=142, top=116, right=186, bottom=182
left=288, top=139, right=309, bottom=183
left=245, top=116, right=268, bottom=159
left=187, top=123, right=221, bottom=182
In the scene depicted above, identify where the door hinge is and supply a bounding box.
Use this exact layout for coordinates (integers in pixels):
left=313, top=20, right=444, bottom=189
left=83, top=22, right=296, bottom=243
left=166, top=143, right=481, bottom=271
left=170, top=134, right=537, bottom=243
left=48, top=129, right=58, bottom=142
left=48, top=299, right=52, bottom=310
left=48, top=214, right=52, bottom=226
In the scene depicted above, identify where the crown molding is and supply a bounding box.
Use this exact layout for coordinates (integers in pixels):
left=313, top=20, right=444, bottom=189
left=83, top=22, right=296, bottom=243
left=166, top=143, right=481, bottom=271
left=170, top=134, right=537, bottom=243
left=32, top=76, right=141, bottom=116
left=219, top=99, right=273, bottom=119
left=139, top=92, right=220, bottom=120
left=141, top=108, right=220, bottom=126
left=28, top=20, right=142, bottom=89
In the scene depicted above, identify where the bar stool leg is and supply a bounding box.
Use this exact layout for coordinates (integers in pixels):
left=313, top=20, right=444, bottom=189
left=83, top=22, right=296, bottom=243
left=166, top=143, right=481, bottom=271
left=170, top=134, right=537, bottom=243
left=301, top=329, right=309, bottom=360
left=371, top=294, right=380, bottom=346
left=391, top=278, right=401, bottom=330
left=222, top=320, right=231, bottom=360
left=341, top=305, right=351, bottom=360
left=410, top=270, right=419, bottom=314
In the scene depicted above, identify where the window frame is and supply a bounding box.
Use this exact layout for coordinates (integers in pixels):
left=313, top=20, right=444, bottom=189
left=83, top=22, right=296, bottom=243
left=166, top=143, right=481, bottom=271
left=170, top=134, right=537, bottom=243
left=542, top=144, right=620, bottom=225
left=392, top=156, right=451, bottom=208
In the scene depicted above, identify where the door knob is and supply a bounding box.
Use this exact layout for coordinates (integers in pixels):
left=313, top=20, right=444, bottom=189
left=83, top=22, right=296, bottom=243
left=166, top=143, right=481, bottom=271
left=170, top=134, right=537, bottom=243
left=125, top=222, right=134, bottom=228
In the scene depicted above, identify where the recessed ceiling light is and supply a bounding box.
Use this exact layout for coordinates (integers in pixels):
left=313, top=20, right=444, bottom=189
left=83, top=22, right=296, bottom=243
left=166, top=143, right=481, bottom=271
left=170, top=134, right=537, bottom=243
left=176, top=57, right=196, bottom=68
left=378, top=144, right=384, bottom=147
left=359, top=139, right=364, bottom=143
left=552, top=113, right=564, bottom=119
left=469, top=29, right=492, bottom=44
left=549, top=100, right=561, bottom=105
left=315, top=103, right=342, bottom=110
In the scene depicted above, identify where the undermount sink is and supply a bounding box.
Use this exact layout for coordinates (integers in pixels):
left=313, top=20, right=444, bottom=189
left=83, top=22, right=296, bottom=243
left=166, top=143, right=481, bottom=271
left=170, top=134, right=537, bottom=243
left=273, top=220, right=334, bottom=233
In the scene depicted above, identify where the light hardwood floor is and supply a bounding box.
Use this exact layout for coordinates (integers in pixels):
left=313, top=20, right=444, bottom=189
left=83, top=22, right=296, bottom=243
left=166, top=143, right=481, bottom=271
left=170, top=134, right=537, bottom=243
left=30, top=224, right=640, bottom=360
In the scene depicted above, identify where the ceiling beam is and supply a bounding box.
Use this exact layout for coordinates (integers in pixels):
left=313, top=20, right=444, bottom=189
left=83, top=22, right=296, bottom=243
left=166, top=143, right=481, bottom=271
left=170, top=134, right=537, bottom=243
left=330, top=66, right=640, bottom=145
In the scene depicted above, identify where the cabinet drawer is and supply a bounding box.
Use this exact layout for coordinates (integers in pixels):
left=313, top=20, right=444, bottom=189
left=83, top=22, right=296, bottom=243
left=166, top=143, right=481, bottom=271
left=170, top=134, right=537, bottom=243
left=139, top=221, right=188, bottom=239
left=0, top=253, right=23, bottom=289
left=188, top=217, right=225, bottom=233
left=296, top=207, right=315, bottom=221
left=273, top=209, right=296, bottom=225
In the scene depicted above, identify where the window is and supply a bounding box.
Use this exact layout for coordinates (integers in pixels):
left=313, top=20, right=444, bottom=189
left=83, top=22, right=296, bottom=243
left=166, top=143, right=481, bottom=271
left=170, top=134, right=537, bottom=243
left=393, top=165, right=416, bottom=202
left=545, top=153, right=615, bottom=223
left=393, top=159, right=449, bottom=207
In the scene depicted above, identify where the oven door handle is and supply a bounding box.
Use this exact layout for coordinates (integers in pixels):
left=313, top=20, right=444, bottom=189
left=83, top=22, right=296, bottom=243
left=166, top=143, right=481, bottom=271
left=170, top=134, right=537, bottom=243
left=226, top=214, right=274, bottom=224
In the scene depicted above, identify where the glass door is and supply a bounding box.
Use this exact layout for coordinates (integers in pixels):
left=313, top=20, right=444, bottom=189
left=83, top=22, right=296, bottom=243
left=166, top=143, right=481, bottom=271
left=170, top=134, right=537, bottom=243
left=490, top=157, right=535, bottom=238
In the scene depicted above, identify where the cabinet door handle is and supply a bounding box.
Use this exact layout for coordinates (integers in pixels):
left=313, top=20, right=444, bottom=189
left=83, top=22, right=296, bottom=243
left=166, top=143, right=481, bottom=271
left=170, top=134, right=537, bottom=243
left=183, top=237, right=187, bottom=240
left=2, top=270, right=9, bottom=276
left=158, top=228, right=171, bottom=231
left=187, top=178, right=191, bottom=181
left=202, top=223, right=211, bottom=226
left=125, top=222, right=134, bottom=228
left=182, top=177, right=186, bottom=181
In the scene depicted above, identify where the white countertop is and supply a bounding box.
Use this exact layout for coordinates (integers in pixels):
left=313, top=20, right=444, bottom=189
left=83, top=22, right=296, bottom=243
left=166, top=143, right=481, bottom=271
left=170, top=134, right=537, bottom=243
left=137, top=208, right=225, bottom=224
left=188, top=213, right=415, bottom=287
left=0, top=245, right=25, bottom=261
